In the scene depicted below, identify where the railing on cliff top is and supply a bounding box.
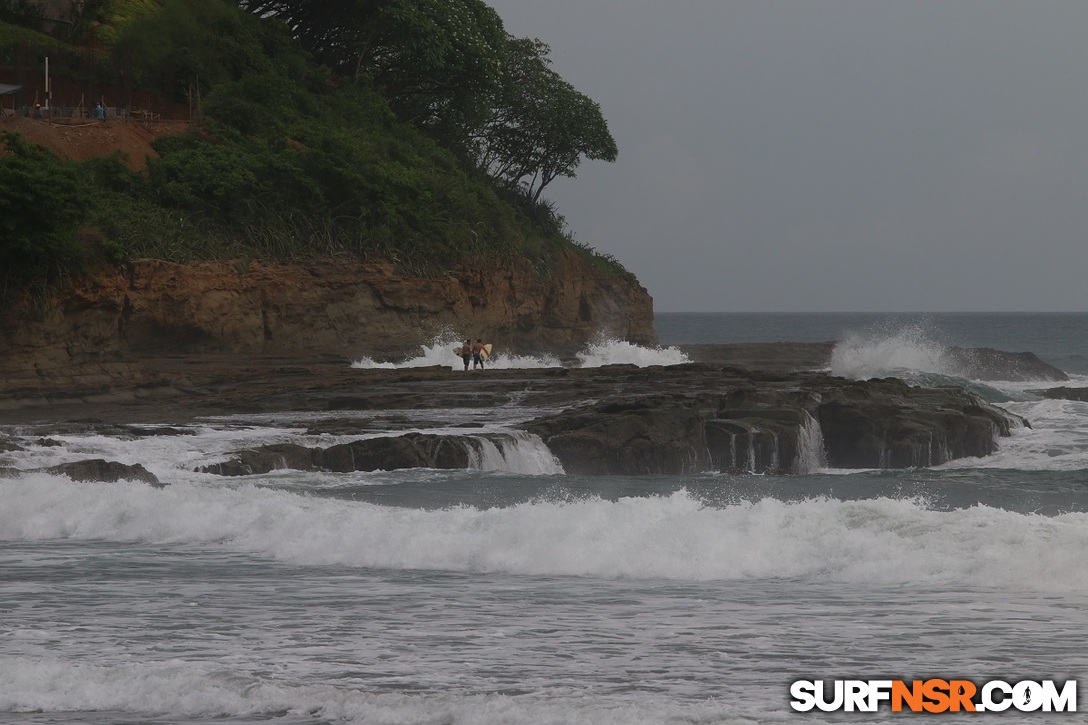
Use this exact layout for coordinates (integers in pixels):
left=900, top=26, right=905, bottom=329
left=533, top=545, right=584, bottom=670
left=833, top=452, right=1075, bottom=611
left=5, top=105, right=167, bottom=123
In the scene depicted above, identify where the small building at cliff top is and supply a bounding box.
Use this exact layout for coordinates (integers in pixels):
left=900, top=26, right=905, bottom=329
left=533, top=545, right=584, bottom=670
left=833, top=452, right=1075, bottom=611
left=0, top=84, right=23, bottom=116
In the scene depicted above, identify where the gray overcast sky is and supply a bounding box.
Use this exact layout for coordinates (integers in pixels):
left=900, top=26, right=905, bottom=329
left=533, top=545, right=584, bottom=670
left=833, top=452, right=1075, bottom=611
left=486, top=0, right=1088, bottom=312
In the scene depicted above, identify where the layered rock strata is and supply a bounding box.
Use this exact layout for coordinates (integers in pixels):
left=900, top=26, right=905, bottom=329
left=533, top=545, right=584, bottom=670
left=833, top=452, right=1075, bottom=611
left=0, top=253, right=656, bottom=394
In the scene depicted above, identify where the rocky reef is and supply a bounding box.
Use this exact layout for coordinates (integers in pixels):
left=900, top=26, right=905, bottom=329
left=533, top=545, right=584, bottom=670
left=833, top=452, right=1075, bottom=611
left=181, top=361, right=1027, bottom=477
left=524, top=365, right=1024, bottom=474
left=0, top=346, right=1034, bottom=480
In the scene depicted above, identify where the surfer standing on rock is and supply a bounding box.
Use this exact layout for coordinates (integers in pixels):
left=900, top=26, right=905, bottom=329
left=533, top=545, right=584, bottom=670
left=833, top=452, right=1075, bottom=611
left=472, top=339, right=489, bottom=370
left=460, top=340, right=472, bottom=371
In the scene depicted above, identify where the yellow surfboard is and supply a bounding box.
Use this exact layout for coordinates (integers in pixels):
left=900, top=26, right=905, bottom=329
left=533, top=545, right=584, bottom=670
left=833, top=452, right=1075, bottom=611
left=452, top=343, right=492, bottom=360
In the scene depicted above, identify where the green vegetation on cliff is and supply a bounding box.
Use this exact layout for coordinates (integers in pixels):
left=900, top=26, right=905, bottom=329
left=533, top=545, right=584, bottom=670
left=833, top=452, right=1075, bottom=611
left=0, top=0, right=621, bottom=298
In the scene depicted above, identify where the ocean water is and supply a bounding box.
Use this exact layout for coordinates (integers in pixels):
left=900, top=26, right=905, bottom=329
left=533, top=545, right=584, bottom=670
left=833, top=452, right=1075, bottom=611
left=2, top=313, right=1087, bottom=724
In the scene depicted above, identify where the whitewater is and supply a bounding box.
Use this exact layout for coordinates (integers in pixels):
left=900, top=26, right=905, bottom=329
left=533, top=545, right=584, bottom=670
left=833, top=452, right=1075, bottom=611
left=2, top=312, right=1087, bottom=724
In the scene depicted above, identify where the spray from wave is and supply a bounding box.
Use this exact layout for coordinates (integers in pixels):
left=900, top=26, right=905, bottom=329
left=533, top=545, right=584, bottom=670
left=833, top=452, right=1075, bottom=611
left=829, top=322, right=956, bottom=380
left=576, top=335, right=689, bottom=367
left=826, top=322, right=1069, bottom=404
left=351, top=331, right=688, bottom=370
left=350, top=329, right=489, bottom=369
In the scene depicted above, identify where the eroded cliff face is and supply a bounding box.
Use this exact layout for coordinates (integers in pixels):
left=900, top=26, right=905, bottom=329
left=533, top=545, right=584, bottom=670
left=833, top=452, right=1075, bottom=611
left=0, top=251, right=656, bottom=376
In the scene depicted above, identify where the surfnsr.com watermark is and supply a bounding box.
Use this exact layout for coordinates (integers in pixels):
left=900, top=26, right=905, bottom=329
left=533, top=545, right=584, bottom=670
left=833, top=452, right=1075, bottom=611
left=790, top=679, right=1078, bottom=713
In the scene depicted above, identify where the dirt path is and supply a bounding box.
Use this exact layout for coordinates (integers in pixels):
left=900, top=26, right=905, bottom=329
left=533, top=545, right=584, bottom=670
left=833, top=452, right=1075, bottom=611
left=0, top=115, right=189, bottom=171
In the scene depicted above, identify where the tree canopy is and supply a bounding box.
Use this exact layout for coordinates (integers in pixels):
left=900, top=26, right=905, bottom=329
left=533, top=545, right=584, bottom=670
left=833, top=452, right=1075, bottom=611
left=235, top=0, right=616, bottom=204
left=5, top=0, right=618, bottom=207
left=477, top=37, right=617, bottom=203
left=0, top=0, right=624, bottom=297
left=240, top=1, right=505, bottom=134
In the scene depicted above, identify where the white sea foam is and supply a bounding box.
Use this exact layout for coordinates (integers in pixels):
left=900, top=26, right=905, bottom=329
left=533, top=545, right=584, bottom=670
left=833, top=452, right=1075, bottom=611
left=351, top=330, right=465, bottom=369
left=575, top=336, right=689, bottom=367
left=3, top=477, right=1086, bottom=592
left=0, top=657, right=737, bottom=724
left=943, top=394, right=1088, bottom=471
left=1, top=409, right=570, bottom=481
left=351, top=332, right=687, bottom=370
left=485, top=351, right=564, bottom=369
left=351, top=331, right=564, bottom=370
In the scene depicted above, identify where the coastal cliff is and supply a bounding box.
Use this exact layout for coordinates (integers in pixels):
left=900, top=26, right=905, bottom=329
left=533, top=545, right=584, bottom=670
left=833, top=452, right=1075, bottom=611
left=0, top=252, right=656, bottom=391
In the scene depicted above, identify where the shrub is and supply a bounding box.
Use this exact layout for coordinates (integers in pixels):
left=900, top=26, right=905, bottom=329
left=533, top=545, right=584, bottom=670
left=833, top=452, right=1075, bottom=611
left=0, top=132, right=89, bottom=295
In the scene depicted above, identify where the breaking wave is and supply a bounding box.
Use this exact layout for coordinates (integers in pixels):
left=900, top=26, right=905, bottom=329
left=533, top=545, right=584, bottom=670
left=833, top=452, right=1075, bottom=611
left=0, top=657, right=726, bottom=725
left=4, top=477, right=1086, bottom=592
left=575, top=336, right=689, bottom=367
left=829, top=323, right=956, bottom=380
